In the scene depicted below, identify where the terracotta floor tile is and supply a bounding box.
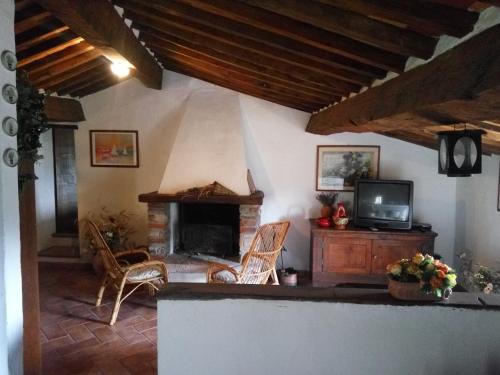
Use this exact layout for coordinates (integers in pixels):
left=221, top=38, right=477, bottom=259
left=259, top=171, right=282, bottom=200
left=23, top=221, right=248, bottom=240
left=39, top=265, right=158, bottom=375
left=134, top=319, right=157, bottom=332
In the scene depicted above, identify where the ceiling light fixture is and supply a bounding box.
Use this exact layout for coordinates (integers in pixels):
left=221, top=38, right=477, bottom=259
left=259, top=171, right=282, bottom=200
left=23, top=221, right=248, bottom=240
left=110, top=62, right=130, bottom=78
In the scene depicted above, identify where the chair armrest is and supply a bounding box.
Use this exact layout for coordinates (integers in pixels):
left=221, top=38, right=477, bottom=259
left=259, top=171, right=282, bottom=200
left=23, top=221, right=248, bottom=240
left=206, top=262, right=240, bottom=284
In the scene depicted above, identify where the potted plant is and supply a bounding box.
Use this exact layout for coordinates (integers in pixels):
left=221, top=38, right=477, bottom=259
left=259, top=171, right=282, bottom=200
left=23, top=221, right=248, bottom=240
left=316, top=192, right=338, bottom=218
left=84, top=208, right=137, bottom=275
left=387, top=252, right=457, bottom=301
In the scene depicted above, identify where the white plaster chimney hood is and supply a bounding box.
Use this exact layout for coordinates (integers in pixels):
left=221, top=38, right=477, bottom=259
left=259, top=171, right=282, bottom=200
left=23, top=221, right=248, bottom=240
left=158, top=89, right=250, bottom=196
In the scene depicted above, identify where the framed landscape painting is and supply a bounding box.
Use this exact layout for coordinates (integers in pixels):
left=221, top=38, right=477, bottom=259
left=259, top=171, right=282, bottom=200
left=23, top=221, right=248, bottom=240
left=90, top=130, right=139, bottom=168
left=316, top=145, right=380, bottom=191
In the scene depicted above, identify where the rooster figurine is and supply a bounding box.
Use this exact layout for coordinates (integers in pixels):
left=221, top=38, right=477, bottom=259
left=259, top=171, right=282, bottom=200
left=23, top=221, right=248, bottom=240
left=333, top=202, right=349, bottom=230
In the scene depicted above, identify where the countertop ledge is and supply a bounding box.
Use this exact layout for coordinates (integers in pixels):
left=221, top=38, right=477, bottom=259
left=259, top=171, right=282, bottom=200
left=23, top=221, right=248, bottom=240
left=157, top=283, right=500, bottom=311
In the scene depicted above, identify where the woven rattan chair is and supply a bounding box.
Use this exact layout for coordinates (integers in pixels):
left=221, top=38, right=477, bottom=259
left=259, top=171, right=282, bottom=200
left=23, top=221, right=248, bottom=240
left=207, top=221, right=290, bottom=285
left=85, top=219, right=168, bottom=325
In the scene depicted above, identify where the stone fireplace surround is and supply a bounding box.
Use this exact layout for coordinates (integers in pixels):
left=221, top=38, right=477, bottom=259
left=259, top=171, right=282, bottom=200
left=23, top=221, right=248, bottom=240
left=139, top=191, right=264, bottom=260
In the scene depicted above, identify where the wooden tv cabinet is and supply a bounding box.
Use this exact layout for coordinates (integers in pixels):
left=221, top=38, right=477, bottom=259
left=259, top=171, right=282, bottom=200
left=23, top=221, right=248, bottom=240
left=310, top=222, right=437, bottom=285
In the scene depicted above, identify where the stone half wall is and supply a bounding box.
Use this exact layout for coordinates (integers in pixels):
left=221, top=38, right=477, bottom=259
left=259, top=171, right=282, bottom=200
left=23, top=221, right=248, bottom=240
left=147, top=202, right=261, bottom=259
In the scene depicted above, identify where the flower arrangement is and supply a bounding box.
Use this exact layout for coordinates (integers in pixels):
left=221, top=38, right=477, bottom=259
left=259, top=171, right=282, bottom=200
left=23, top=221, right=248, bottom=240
left=387, top=252, right=457, bottom=298
left=457, top=252, right=500, bottom=294
left=85, top=207, right=136, bottom=252
left=315, top=192, right=338, bottom=207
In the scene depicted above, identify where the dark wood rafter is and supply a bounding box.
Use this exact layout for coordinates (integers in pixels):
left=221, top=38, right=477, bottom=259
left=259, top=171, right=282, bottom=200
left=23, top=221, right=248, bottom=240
left=41, top=58, right=108, bottom=90
left=15, top=10, right=52, bottom=34
left=16, top=25, right=69, bottom=52
left=124, top=14, right=362, bottom=95
left=139, top=30, right=343, bottom=98
left=28, top=49, right=101, bottom=84
left=175, top=0, right=407, bottom=73
left=315, top=0, right=479, bottom=38
left=238, top=0, right=438, bottom=59
left=33, top=0, right=163, bottom=89
left=307, top=24, right=500, bottom=150
left=161, top=62, right=320, bottom=112
left=123, top=6, right=371, bottom=87
left=116, top=0, right=385, bottom=79
left=18, top=37, right=84, bottom=67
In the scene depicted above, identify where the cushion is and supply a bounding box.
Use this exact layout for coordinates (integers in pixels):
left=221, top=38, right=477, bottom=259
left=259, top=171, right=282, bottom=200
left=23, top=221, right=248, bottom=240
left=127, top=265, right=163, bottom=282
left=213, top=264, right=243, bottom=283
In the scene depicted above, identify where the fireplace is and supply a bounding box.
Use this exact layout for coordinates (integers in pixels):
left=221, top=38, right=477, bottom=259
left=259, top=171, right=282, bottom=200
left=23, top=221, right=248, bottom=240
left=140, top=191, right=263, bottom=260
left=178, top=203, right=240, bottom=257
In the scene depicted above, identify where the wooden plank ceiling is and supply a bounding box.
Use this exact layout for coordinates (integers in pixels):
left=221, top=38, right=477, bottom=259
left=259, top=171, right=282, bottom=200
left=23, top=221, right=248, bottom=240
left=14, top=0, right=500, bottom=152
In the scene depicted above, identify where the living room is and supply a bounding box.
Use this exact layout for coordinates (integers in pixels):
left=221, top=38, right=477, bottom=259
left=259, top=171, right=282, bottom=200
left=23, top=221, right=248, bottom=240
left=1, top=1, right=500, bottom=374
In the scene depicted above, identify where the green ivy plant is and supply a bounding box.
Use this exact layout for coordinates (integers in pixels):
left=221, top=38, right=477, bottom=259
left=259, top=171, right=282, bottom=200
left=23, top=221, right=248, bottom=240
left=16, top=71, right=49, bottom=191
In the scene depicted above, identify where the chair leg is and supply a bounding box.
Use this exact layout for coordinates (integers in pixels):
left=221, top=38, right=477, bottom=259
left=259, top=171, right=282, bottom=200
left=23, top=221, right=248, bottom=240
left=109, top=279, right=126, bottom=326
left=270, top=268, right=280, bottom=285
left=96, top=274, right=108, bottom=306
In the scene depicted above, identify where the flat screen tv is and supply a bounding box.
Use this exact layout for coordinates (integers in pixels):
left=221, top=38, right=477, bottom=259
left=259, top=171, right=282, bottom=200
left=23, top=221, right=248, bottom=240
left=353, top=179, right=413, bottom=230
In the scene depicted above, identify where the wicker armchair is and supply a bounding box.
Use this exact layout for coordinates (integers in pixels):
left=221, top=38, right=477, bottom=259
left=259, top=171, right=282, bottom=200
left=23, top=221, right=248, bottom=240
left=207, top=221, right=290, bottom=285
left=85, top=219, right=168, bottom=325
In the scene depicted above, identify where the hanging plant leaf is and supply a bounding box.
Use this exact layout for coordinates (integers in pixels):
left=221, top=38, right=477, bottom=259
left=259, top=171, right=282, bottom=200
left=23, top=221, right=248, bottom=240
left=16, top=71, right=49, bottom=191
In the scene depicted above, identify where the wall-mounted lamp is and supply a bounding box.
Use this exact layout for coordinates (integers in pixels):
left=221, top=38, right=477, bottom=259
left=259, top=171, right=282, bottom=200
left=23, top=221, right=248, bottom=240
left=110, top=62, right=130, bottom=78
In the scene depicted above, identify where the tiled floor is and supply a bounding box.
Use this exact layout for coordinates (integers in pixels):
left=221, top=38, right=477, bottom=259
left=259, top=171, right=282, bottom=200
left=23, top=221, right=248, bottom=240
left=39, top=263, right=158, bottom=375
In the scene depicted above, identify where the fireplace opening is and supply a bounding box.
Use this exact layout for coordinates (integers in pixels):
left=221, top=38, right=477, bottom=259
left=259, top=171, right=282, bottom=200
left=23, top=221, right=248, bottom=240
left=177, top=203, right=240, bottom=257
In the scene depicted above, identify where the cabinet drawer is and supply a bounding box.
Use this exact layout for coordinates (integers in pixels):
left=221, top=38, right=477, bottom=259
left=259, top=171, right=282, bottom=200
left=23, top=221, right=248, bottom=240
left=323, top=239, right=372, bottom=274
left=371, top=239, right=424, bottom=274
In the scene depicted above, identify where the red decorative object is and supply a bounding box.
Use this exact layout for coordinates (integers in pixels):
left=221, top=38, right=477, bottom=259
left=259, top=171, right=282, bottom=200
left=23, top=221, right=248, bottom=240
left=316, top=217, right=331, bottom=227
left=333, top=202, right=349, bottom=229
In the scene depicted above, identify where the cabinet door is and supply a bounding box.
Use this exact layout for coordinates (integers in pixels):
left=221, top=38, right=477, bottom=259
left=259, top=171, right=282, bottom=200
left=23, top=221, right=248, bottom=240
left=323, top=239, right=372, bottom=274
left=371, top=240, right=422, bottom=274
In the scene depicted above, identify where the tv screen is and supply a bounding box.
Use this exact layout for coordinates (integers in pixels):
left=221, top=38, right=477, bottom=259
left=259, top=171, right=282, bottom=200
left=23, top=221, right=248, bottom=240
left=354, top=180, right=413, bottom=230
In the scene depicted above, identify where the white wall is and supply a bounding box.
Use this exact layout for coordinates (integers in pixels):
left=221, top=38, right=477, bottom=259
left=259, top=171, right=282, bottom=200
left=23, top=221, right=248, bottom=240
left=158, top=298, right=500, bottom=375
left=77, top=73, right=458, bottom=268
left=0, top=0, right=23, bottom=373
left=456, top=155, right=500, bottom=265
left=35, top=129, right=56, bottom=251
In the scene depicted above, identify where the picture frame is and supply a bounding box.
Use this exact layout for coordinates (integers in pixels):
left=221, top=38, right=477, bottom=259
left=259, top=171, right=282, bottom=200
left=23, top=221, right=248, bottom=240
left=497, top=161, right=500, bottom=212
left=316, top=145, right=380, bottom=191
left=89, top=130, right=139, bottom=168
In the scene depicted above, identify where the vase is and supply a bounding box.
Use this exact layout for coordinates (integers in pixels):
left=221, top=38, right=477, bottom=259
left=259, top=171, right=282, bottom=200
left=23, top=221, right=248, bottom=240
left=320, top=205, right=333, bottom=218
left=388, top=279, right=449, bottom=301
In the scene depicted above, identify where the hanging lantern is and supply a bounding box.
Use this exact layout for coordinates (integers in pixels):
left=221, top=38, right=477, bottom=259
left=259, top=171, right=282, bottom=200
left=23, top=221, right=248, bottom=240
left=437, top=129, right=486, bottom=177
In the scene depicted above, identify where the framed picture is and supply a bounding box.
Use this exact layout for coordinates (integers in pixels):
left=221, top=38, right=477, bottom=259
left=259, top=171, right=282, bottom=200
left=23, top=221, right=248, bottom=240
left=497, top=161, right=500, bottom=212
left=90, top=130, right=139, bottom=168
left=316, top=145, right=380, bottom=191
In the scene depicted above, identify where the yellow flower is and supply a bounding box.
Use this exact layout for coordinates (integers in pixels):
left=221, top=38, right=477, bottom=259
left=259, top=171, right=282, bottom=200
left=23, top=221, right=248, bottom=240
left=407, top=263, right=419, bottom=275
left=387, top=263, right=402, bottom=276
left=425, top=263, right=435, bottom=272
left=446, top=273, right=457, bottom=287
left=412, top=252, right=425, bottom=265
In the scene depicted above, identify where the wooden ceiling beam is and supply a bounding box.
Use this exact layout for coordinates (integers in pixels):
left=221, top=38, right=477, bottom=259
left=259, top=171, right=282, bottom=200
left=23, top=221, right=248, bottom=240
left=149, top=43, right=340, bottom=102
left=131, top=21, right=360, bottom=96
left=15, top=10, right=52, bottom=34
left=17, top=37, right=84, bottom=67
left=237, top=0, right=437, bottom=59
left=315, top=0, right=478, bottom=38
left=16, top=25, right=69, bottom=52
left=22, top=42, right=95, bottom=74
left=160, top=62, right=320, bottom=112
left=123, top=9, right=367, bottom=90
left=33, top=0, right=162, bottom=89
left=45, top=96, right=85, bottom=122
left=29, top=49, right=102, bottom=85
left=41, top=58, right=107, bottom=90
left=116, top=0, right=384, bottom=80
left=176, top=0, right=406, bottom=73
left=156, top=52, right=336, bottom=106
left=138, top=28, right=346, bottom=98
left=51, top=66, right=110, bottom=95
left=307, top=24, right=500, bottom=135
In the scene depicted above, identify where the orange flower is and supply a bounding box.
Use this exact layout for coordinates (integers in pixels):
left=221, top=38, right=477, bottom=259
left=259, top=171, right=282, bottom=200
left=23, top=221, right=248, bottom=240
left=430, top=276, right=443, bottom=289
left=436, top=270, right=446, bottom=279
